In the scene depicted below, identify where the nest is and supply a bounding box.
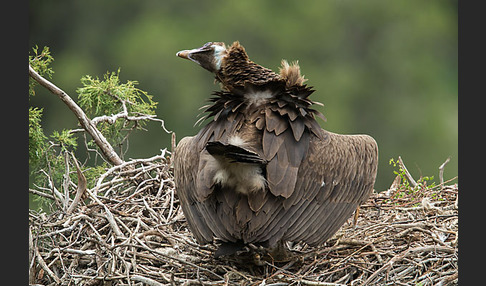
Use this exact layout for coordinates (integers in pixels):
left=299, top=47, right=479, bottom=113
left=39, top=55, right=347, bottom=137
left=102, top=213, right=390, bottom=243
left=29, top=152, right=458, bottom=286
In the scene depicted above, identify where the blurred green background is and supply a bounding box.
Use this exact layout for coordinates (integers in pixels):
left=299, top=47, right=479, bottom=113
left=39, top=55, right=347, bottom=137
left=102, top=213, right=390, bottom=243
left=29, top=0, right=457, bottom=192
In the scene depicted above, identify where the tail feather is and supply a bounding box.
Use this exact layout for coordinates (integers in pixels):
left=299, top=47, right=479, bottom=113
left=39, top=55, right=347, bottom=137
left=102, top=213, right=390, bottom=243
left=206, top=142, right=267, bottom=165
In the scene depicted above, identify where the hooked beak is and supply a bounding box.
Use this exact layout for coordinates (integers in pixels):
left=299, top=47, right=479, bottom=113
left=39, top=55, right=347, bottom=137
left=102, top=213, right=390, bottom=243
left=176, top=42, right=225, bottom=73
left=176, top=46, right=210, bottom=62
left=176, top=49, right=191, bottom=59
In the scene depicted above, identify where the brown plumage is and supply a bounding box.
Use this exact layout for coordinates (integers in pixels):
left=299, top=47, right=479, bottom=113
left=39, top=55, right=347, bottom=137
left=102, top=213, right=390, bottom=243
left=174, top=41, right=378, bottom=256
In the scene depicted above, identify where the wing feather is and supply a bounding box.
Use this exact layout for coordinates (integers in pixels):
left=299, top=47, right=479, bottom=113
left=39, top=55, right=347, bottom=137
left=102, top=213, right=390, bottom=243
left=280, top=132, right=378, bottom=245
left=289, top=118, right=306, bottom=141
left=262, top=129, right=284, bottom=160
left=173, top=136, right=214, bottom=243
left=265, top=108, right=288, bottom=135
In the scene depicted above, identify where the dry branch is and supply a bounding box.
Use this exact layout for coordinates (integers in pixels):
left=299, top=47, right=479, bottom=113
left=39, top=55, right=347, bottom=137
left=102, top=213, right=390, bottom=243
left=398, top=156, right=417, bottom=188
left=66, top=153, right=87, bottom=214
left=29, top=151, right=458, bottom=286
left=439, top=156, right=451, bottom=187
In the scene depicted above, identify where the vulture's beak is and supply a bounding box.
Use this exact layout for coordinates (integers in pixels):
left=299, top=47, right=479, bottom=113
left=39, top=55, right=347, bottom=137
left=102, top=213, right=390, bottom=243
left=176, top=46, right=211, bottom=62
left=175, top=49, right=192, bottom=60
left=176, top=43, right=225, bottom=73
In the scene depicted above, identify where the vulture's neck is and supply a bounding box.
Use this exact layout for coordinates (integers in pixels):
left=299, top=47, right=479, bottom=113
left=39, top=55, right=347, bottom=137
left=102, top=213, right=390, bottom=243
left=216, top=42, right=282, bottom=90
left=198, top=41, right=325, bottom=142
left=200, top=65, right=325, bottom=133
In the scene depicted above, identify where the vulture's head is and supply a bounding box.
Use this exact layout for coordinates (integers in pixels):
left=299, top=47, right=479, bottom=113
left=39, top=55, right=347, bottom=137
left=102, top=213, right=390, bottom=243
left=176, top=42, right=227, bottom=73
left=177, top=41, right=282, bottom=89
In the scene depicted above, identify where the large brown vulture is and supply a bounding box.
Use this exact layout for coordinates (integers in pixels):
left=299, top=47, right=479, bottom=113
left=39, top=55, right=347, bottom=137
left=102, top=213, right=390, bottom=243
left=173, top=41, right=378, bottom=257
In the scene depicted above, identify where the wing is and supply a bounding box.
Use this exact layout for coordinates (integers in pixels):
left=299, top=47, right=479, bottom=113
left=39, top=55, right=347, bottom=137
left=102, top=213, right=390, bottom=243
left=211, top=130, right=378, bottom=247
left=174, top=133, right=260, bottom=245
left=280, top=131, right=379, bottom=245
left=175, top=129, right=378, bottom=247
left=173, top=136, right=212, bottom=243
left=174, top=136, right=239, bottom=244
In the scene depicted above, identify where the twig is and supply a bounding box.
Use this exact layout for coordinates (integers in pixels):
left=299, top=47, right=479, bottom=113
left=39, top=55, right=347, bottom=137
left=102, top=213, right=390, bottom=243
left=439, top=156, right=451, bottom=187
left=298, top=280, right=346, bottom=286
left=92, top=108, right=171, bottom=135
left=39, top=169, right=64, bottom=204
left=38, top=220, right=80, bottom=239
left=50, top=248, right=96, bottom=256
left=29, top=64, right=123, bottom=166
left=29, top=226, right=36, bottom=284
left=85, top=187, right=125, bottom=239
left=66, top=153, right=87, bottom=214
left=363, top=245, right=455, bottom=285
left=398, top=156, right=417, bottom=188
left=34, top=242, right=61, bottom=284
left=167, top=188, right=176, bottom=221
left=131, top=275, right=165, bottom=286
left=134, top=236, right=224, bottom=281
left=436, top=271, right=458, bottom=286
left=170, top=132, right=176, bottom=167
left=92, top=154, right=165, bottom=196
left=62, top=151, right=71, bottom=211
left=29, top=188, right=55, bottom=200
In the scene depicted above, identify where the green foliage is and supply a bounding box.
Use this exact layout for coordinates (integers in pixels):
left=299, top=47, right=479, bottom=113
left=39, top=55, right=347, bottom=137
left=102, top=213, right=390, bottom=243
left=77, top=69, right=158, bottom=149
left=29, top=46, right=54, bottom=170
left=50, top=130, right=78, bottom=152
left=77, top=69, right=157, bottom=117
left=389, top=157, right=437, bottom=203
left=29, top=46, right=53, bottom=170
left=29, top=47, right=69, bottom=186
left=29, top=107, right=48, bottom=167
left=29, top=46, right=160, bottom=211
left=389, top=158, right=436, bottom=192
left=29, top=46, right=54, bottom=97
left=82, top=164, right=111, bottom=190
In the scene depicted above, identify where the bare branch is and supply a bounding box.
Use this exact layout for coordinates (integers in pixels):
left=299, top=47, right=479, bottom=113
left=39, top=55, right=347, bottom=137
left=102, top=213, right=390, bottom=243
left=62, top=151, right=70, bottom=211
left=91, top=99, right=129, bottom=126
left=439, top=156, right=451, bottom=187
left=131, top=275, right=165, bottom=286
left=29, top=64, right=124, bottom=166
left=398, top=156, right=417, bottom=188
left=39, top=169, right=64, bottom=205
left=29, top=188, right=55, bottom=200
left=85, top=187, right=125, bottom=239
left=66, top=153, right=87, bottom=214
left=34, top=242, right=61, bottom=284
left=29, top=155, right=457, bottom=285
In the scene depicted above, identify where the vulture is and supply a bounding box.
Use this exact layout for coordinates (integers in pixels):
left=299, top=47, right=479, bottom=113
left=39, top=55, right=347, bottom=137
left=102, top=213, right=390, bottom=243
left=173, top=41, right=378, bottom=257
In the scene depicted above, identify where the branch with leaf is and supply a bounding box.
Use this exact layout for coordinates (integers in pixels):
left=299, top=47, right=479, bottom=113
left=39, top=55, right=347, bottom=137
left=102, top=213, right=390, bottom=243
left=29, top=64, right=125, bottom=166
left=28, top=46, right=172, bottom=212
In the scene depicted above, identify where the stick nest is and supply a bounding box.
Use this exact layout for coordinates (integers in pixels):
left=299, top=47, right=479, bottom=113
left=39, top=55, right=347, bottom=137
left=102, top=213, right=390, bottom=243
left=29, top=154, right=458, bottom=286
